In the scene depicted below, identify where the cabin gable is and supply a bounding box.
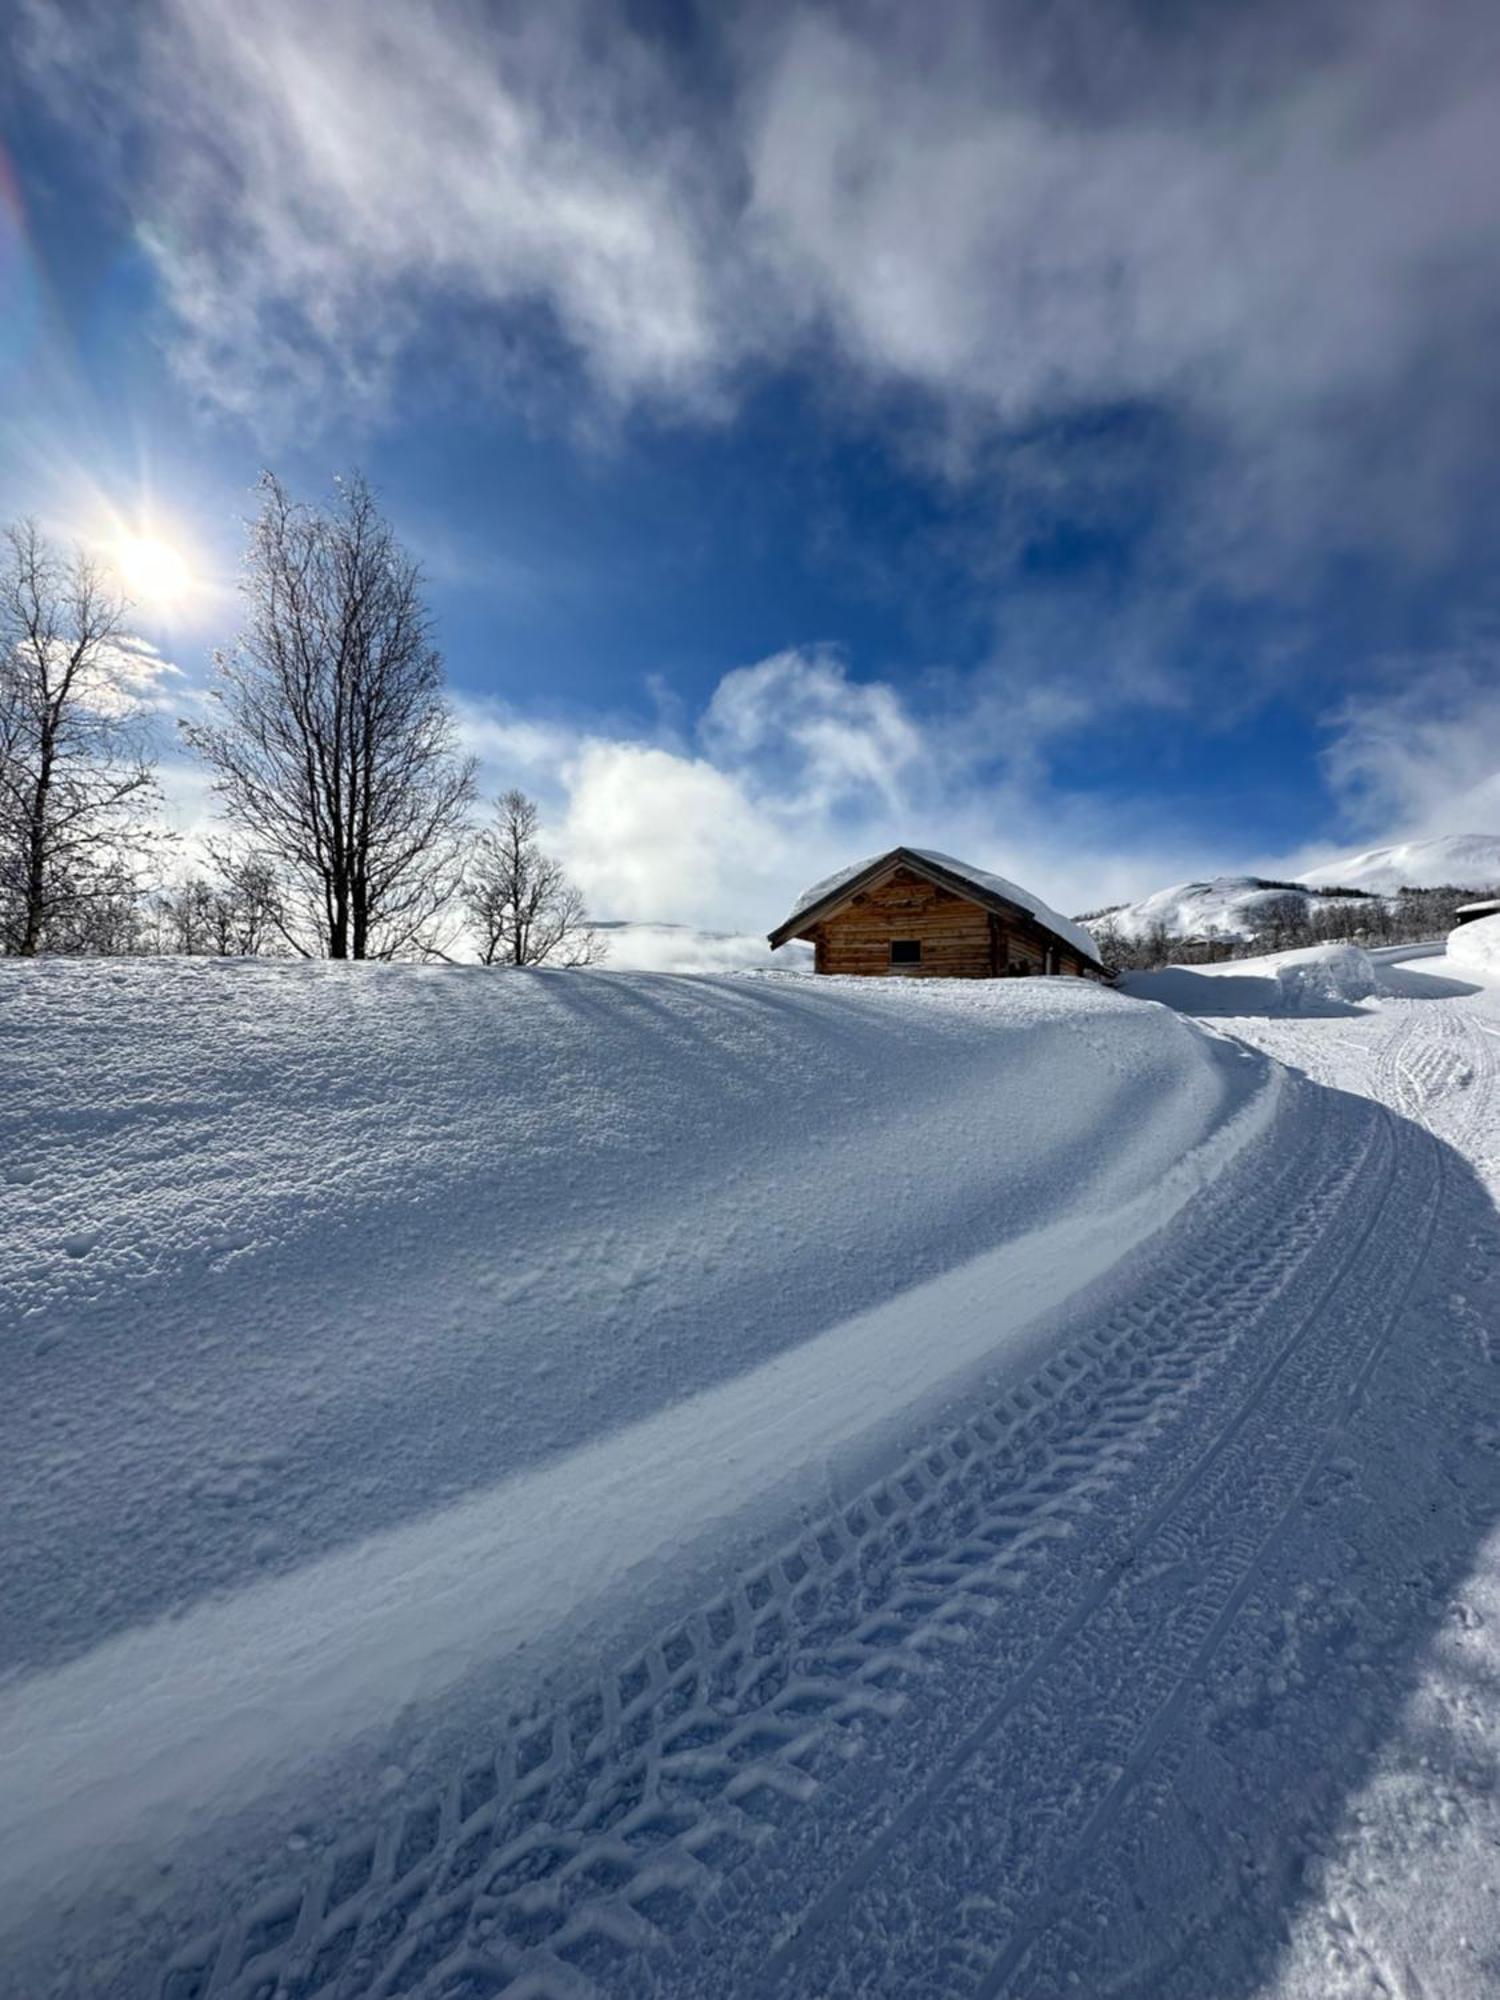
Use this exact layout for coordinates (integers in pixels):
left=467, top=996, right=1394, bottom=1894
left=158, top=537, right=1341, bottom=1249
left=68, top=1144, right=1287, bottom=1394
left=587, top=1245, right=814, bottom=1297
left=775, top=849, right=1105, bottom=981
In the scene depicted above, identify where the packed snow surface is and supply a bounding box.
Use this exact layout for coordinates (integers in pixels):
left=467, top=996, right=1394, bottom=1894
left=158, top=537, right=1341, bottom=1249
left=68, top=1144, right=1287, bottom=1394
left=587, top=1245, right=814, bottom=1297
left=785, top=848, right=1100, bottom=961
left=1294, top=830, right=1500, bottom=894
left=6, top=944, right=1500, bottom=2000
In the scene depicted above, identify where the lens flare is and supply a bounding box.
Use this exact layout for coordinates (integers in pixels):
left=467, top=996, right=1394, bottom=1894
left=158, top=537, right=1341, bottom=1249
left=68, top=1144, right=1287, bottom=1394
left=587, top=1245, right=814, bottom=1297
left=114, top=535, right=192, bottom=607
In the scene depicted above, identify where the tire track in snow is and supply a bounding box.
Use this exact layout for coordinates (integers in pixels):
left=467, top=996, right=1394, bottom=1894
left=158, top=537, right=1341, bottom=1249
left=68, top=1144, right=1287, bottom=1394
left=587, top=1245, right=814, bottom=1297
left=970, top=1115, right=1446, bottom=2000
left=752, top=1107, right=1441, bottom=2000
left=149, top=1073, right=1392, bottom=2000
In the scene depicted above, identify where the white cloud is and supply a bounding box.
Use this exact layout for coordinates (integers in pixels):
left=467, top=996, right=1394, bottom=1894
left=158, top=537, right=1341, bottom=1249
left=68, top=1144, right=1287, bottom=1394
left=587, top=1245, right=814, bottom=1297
left=556, top=740, right=780, bottom=928
left=459, top=646, right=1226, bottom=931
left=21, top=0, right=733, bottom=433
left=702, top=648, right=922, bottom=811
left=1314, top=657, right=1500, bottom=848
left=23, top=0, right=1500, bottom=563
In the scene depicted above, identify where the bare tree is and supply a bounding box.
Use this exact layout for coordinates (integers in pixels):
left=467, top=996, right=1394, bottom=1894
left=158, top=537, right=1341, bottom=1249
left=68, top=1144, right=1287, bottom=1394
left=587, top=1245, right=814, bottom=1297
left=466, top=789, right=604, bottom=967
left=181, top=473, right=475, bottom=960
left=0, top=521, right=159, bottom=955
left=152, top=849, right=287, bottom=957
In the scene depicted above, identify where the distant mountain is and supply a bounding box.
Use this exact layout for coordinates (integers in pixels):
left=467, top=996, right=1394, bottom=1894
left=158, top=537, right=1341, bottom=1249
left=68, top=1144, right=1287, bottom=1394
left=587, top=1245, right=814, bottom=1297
left=592, top=922, right=812, bottom=974
left=1084, top=876, right=1373, bottom=946
left=1292, top=834, right=1500, bottom=896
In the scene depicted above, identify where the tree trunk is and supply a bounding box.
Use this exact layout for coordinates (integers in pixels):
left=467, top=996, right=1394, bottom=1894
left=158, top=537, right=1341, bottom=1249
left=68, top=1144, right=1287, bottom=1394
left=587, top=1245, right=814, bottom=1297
left=20, top=742, right=53, bottom=957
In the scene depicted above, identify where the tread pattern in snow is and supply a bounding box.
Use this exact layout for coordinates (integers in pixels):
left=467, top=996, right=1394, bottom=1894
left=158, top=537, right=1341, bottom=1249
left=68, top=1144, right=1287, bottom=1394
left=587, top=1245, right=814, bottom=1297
left=155, top=1075, right=1414, bottom=2000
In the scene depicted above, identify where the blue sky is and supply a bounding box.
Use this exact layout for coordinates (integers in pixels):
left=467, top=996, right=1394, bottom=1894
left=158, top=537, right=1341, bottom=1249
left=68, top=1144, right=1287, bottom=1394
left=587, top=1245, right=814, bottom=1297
left=4, top=0, right=1500, bottom=928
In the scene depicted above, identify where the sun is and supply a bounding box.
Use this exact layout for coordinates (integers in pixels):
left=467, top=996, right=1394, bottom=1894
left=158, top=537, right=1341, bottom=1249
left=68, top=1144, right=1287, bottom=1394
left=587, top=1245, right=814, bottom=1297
left=114, top=534, right=193, bottom=608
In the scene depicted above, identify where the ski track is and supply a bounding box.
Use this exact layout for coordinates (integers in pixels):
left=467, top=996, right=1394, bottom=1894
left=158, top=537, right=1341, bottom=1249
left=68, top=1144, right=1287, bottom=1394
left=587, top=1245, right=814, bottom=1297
left=23, top=974, right=1497, bottom=2000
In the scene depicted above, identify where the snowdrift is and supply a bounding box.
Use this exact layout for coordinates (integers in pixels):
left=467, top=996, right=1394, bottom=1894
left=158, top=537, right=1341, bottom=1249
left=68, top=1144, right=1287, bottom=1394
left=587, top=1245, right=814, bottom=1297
left=0, top=958, right=1274, bottom=1930
left=1122, top=942, right=1387, bottom=1017
left=1447, top=911, right=1500, bottom=973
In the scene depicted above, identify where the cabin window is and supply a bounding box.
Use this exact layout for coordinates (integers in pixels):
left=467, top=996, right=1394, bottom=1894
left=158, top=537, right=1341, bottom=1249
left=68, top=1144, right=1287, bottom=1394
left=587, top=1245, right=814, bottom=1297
left=890, top=939, right=922, bottom=965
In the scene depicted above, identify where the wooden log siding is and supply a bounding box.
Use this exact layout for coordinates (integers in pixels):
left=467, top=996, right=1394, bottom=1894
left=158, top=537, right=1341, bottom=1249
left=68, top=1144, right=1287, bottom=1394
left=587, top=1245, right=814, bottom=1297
left=770, top=851, right=1107, bottom=980
left=807, top=868, right=1098, bottom=980
left=818, top=877, right=989, bottom=976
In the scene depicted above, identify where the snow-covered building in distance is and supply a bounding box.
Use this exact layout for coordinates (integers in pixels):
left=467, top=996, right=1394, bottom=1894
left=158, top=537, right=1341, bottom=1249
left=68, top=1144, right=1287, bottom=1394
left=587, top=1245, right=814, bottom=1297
left=768, top=847, right=1107, bottom=980
left=1453, top=898, right=1500, bottom=928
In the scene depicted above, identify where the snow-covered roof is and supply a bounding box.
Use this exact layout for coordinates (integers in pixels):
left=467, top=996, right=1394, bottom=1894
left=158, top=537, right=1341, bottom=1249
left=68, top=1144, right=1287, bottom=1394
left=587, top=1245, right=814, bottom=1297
left=779, top=848, right=1101, bottom=963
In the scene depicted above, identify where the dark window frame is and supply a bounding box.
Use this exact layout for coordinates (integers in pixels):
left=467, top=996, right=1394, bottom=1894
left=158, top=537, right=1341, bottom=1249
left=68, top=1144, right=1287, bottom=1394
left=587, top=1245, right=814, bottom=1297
left=890, top=938, right=922, bottom=965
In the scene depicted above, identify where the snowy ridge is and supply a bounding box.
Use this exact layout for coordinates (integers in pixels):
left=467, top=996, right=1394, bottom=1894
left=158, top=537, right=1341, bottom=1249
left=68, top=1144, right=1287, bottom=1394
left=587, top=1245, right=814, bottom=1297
left=786, top=849, right=1100, bottom=961
left=1294, top=831, right=1500, bottom=895
left=1086, top=873, right=1372, bottom=946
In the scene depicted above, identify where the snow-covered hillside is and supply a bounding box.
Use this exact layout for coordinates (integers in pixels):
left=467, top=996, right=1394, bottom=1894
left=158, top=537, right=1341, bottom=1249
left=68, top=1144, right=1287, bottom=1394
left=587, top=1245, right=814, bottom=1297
left=1294, top=831, right=1500, bottom=894
left=1087, top=873, right=1372, bottom=945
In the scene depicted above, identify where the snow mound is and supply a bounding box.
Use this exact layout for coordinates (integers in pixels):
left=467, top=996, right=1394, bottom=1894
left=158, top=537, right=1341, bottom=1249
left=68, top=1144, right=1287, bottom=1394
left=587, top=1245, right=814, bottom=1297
left=787, top=849, right=1099, bottom=962
left=1272, top=941, right=1386, bottom=1008
left=1122, top=943, right=1386, bottom=1018
left=1295, top=832, right=1500, bottom=896
left=1447, top=911, right=1500, bottom=972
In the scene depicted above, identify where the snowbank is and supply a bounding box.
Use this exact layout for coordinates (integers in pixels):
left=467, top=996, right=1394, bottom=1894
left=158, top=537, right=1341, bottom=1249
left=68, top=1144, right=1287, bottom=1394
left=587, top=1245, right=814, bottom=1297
left=1124, top=943, right=1386, bottom=1017
left=1271, top=941, right=1386, bottom=1007
left=0, top=957, right=1272, bottom=1924
left=1447, top=911, right=1500, bottom=973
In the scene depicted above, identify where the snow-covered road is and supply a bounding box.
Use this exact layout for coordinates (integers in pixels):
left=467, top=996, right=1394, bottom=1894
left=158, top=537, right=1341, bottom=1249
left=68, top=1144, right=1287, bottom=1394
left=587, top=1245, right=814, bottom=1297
left=3, top=951, right=1500, bottom=1997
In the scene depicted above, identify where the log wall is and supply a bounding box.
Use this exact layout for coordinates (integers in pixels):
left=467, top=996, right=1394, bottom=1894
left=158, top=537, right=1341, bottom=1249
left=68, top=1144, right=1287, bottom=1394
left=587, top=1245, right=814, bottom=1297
left=811, top=867, right=1101, bottom=980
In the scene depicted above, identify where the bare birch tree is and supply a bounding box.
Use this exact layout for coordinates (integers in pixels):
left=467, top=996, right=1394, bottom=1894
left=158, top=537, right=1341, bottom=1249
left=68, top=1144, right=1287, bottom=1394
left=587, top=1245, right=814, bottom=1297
left=181, top=473, right=475, bottom=959
left=466, top=789, right=604, bottom=966
left=152, top=850, right=287, bottom=957
left=0, top=521, right=159, bottom=955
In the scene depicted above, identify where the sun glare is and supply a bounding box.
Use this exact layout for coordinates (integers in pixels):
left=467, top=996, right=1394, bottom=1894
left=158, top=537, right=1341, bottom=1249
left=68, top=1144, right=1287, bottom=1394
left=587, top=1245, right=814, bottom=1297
left=114, top=534, right=192, bottom=607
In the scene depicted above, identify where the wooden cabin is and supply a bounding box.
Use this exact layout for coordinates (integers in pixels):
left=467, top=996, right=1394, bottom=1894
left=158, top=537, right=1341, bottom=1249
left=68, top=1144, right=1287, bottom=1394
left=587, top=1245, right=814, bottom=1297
left=768, top=847, right=1107, bottom=980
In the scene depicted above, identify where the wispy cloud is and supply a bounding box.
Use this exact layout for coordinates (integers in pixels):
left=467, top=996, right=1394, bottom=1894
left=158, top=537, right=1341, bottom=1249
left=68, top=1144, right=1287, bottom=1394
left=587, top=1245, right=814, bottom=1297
left=1312, top=652, right=1500, bottom=847
left=19, top=0, right=734, bottom=432
left=21, top=0, right=1500, bottom=567
left=458, top=648, right=1225, bottom=928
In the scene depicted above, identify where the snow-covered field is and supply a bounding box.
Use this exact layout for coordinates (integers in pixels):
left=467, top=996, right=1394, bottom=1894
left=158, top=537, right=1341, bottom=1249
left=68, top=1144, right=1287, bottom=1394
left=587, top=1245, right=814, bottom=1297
left=3, top=944, right=1500, bottom=1997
